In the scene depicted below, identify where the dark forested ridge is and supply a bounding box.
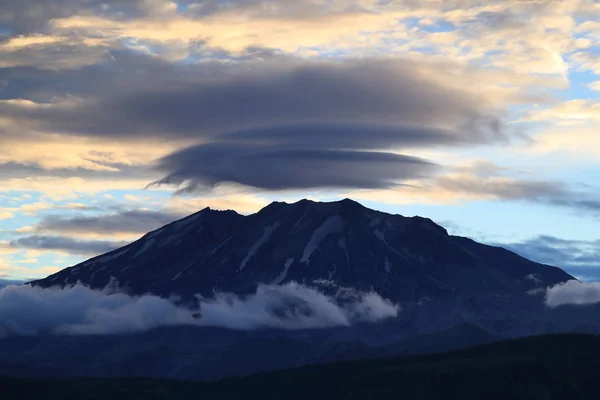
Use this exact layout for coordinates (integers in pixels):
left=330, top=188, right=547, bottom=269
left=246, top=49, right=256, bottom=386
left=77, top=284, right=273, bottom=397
left=2, top=333, right=600, bottom=400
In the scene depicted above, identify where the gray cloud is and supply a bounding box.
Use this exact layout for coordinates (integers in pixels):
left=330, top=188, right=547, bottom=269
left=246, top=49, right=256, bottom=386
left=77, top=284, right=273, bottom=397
left=469, top=10, right=530, bottom=31
left=10, top=235, right=129, bottom=255
left=498, top=236, right=600, bottom=281
left=2, top=3, right=580, bottom=201
left=545, top=280, right=600, bottom=308
left=0, top=278, right=26, bottom=289
left=0, top=161, right=153, bottom=181
left=0, top=0, right=172, bottom=34
left=0, top=281, right=398, bottom=337
left=427, top=162, right=600, bottom=215
left=0, top=55, right=513, bottom=192
left=218, top=122, right=467, bottom=150
left=547, top=198, right=600, bottom=213
left=1, top=58, right=508, bottom=142
left=435, top=176, right=567, bottom=200
left=30, top=210, right=184, bottom=235
left=1, top=55, right=514, bottom=192
left=109, top=59, right=507, bottom=140
left=151, top=141, right=439, bottom=192
left=0, top=40, right=109, bottom=70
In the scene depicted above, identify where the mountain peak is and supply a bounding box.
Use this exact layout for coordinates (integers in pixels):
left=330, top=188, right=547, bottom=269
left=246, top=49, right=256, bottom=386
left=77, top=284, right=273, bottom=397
left=258, top=198, right=366, bottom=217
left=261, top=197, right=365, bottom=209
left=337, top=197, right=365, bottom=208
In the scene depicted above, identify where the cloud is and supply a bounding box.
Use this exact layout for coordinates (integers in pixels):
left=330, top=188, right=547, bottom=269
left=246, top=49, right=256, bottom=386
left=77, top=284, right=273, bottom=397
left=527, top=124, right=600, bottom=158
left=27, top=209, right=185, bottom=236
left=521, top=99, right=600, bottom=125
left=9, top=235, right=129, bottom=256
left=0, top=55, right=514, bottom=195
left=545, top=280, right=600, bottom=308
left=0, top=0, right=176, bottom=34
left=0, top=281, right=398, bottom=337
left=1, top=0, right=598, bottom=279
left=196, top=281, right=399, bottom=330
left=0, top=260, right=61, bottom=282
left=0, top=134, right=178, bottom=173
left=589, top=81, right=600, bottom=91
left=0, top=176, right=160, bottom=199
left=0, top=278, right=26, bottom=289
left=0, top=58, right=508, bottom=142
left=0, top=242, right=19, bottom=256
left=152, top=143, right=439, bottom=192
left=0, top=211, right=14, bottom=219
left=344, top=161, right=600, bottom=214
left=499, top=235, right=600, bottom=281
left=432, top=175, right=566, bottom=201
left=0, top=56, right=517, bottom=194
left=0, top=37, right=109, bottom=70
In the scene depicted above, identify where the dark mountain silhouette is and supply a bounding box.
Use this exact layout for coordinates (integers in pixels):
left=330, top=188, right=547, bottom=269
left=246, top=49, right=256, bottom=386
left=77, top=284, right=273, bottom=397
left=30, top=198, right=575, bottom=336
left=16, top=199, right=600, bottom=381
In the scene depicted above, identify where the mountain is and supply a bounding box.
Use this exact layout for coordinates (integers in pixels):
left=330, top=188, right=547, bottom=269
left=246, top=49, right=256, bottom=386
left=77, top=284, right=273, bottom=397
left=3, top=333, right=600, bottom=400
left=30, top=198, right=578, bottom=337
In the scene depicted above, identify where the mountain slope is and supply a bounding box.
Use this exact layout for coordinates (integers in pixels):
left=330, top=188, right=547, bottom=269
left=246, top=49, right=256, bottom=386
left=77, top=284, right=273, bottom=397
left=30, top=198, right=576, bottom=336
left=31, top=198, right=572, bottom=297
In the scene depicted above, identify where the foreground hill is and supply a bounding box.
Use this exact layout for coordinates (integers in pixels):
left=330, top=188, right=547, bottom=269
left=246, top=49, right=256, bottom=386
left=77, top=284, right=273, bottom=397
left=3, top=334, right=600, bottom=400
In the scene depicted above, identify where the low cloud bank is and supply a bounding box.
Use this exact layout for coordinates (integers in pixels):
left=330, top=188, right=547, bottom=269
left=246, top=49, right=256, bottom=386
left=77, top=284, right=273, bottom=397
left=0, top=281, right=398, bottom=337
left=0, top=278, right=27, bottom=289
left=544, top=280, right=600, bottom=308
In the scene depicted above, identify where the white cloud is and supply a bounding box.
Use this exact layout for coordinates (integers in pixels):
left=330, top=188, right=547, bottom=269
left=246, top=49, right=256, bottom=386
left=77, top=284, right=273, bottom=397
left=0, top=211, right=15, bottom=219
left=0, top=281, right=398, bottom=337
left=545, top=280, right=600, bottom=307
left=589, top=80, right=600, bottom=91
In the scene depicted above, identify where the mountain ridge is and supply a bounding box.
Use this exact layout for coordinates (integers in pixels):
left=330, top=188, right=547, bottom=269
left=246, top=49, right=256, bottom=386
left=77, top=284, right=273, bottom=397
left=31, top=198, right=571, bottom=297
left=28, top=198, right=580, bottom=337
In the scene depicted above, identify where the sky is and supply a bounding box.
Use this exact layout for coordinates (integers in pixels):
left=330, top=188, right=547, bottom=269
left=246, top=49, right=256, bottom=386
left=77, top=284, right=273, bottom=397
left=0, top=0, right=599, bottom=283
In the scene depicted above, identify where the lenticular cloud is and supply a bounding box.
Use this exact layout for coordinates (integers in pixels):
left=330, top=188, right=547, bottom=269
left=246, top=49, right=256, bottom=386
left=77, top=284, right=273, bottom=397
left=0, top=281, right=398, bottom=337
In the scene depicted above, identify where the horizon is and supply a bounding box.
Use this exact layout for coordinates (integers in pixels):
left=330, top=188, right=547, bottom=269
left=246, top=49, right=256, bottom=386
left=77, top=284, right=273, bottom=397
left=1, top=0, right=599, bottom=283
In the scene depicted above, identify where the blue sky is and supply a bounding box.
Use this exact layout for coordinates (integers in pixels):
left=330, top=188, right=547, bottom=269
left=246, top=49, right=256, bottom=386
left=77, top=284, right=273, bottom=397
left=0, top=0, right=599, bottom=281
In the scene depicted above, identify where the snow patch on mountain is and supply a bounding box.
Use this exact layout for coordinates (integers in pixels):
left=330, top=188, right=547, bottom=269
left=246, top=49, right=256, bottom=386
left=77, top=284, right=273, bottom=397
left=374, top=229, right=408, bottom=261
left=301, top=216, right=345, bottom=265
left=207, top=236, right=232, bottom=258
left=172, top=271, right=183, bottom=281
left=290, top=210, right=309, bottom=233
left=338, top=238, right=349, bottom=263
left=133, top=237, right=156, bottom=258
left=240, top=222, right=280, bottom=271
left=384, top=258, right=391, bottom=273
left=271, top=258, right=294, bottom=285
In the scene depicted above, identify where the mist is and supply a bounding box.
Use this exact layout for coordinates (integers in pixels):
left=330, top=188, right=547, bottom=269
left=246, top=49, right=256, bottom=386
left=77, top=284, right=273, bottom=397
left=0, top=281, right=398, bottom=337
left=544, top=279, right=600, bottom=308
